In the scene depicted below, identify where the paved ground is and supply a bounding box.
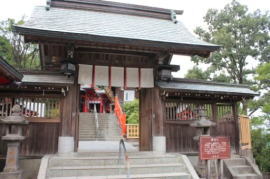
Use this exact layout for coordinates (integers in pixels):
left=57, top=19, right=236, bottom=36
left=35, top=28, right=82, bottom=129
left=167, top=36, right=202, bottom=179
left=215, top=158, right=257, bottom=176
left=78, top=141, right=138, bottom=152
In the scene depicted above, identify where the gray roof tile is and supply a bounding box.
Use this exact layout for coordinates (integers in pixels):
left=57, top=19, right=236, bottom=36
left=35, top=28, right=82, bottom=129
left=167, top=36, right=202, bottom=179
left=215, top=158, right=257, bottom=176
left=158, top=79, right=258, bottom=96
left=16, top=6, right=218, bottom=49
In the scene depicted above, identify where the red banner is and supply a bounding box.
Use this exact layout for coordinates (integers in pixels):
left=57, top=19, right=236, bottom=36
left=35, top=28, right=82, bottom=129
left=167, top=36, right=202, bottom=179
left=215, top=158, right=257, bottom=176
left=199, top=136, right=230, bottom=160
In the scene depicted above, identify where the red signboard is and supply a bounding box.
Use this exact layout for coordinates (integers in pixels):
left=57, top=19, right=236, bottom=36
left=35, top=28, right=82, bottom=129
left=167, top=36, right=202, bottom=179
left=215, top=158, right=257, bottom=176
left=199, top=136, right=230, bottom=160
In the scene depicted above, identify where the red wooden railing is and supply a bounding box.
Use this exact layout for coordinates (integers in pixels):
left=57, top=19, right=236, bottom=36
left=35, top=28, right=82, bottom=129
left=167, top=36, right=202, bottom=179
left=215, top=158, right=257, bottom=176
left=114, top=96, right=126, bottom=136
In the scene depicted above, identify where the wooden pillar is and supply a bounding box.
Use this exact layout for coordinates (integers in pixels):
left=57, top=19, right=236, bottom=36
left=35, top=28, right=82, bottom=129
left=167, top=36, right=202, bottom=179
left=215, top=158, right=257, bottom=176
left=139, top=88, right=152, bottom=151
left=139, top=87, right=164, bottom=151
left=232, top=102, right=240, bottom=154
left=152, top=87, right=164, bottom=136
left=61, top=84, right=80, bottom=137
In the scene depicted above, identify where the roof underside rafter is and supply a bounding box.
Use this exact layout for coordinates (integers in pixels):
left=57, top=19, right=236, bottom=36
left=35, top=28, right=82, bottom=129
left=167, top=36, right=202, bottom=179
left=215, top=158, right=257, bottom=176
left=0, top=59, right=23, bottom=82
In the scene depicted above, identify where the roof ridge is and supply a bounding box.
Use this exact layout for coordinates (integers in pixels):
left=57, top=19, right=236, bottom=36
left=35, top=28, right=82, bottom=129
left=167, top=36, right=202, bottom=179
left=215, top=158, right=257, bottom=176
left=49, top=0, right=183, bottom=20
left=52, top=0, right=183, bottom=14
left=171, top=78, right=251, bottom=88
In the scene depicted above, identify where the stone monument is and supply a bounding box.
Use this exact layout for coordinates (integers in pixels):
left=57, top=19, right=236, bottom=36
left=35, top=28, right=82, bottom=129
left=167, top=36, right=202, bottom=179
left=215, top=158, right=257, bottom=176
left=0, top=105, right=29, bottom=179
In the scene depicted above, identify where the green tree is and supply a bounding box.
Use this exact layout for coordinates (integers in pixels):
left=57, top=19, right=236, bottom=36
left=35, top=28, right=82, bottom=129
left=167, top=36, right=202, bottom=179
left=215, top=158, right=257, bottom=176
left=0, top=18, right=40, bottom=70
left=185, top=66, right=231, bottom=83
left=192, top=0, right=270, bottom=84
left=249, top=62, right=270, bottom=117
left=185, top=66, right=209, bottom=80
left=190, top=0, right=270, bottom=114
left=124, top=99, right=139, bottom=124
left=251, top=116, right=270, bottom=172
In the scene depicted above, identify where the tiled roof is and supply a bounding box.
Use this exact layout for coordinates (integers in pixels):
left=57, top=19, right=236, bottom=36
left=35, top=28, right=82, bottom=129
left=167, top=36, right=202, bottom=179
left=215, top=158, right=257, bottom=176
left=0, top=59, right=23, bottom=81
left=22, top=74, right=74, bottom=85
left=158, top=78, right=258, bottom=97
left=14, top=6, right=219, bottom=55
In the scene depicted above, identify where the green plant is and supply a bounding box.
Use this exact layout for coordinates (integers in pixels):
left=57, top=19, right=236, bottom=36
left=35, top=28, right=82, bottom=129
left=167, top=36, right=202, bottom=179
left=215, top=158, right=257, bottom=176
left=124, top=99, right=139, bottom=124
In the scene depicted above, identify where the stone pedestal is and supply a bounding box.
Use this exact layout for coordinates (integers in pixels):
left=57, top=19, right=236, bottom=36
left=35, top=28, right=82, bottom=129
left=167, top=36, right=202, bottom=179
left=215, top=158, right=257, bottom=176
left=4, top=142, right=20, bottom=172
left=153, top=136, right=166, bottom=153
left=58, top=136, right=74, bottom=154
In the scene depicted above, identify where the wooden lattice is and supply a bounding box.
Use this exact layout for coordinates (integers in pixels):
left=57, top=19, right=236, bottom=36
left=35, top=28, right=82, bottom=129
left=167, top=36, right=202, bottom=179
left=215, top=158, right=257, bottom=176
left=127, top=124, right=139, bottom=139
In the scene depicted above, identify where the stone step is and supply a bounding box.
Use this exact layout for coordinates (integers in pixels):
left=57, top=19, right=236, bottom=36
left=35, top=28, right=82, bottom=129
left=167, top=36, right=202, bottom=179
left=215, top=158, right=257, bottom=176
left=49, top=172, right=190, bottom=179
left=224, top=158, right=246, bottom=166
left=79, top=138, right=122, bottom=141
left=73, top=152, right=162, bottom=157
left=49, top=156, right=182, bottom=167
left=48, top=163, right=186, bottom=177
left=224, top=157, right=262, bottom=179
left=232, top=165, right=255, bottom=174
left=79, top=130, right=121, bottom=134
left=234, top=173, right=260, bottom=179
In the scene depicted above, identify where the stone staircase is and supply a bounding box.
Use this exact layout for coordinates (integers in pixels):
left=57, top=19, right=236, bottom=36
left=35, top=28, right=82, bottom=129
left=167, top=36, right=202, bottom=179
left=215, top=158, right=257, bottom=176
left=79, top=112, right=122, bottom=141
left=224, top=157, right=262, bottom=179
left=38, top=152, right=199, bottom=179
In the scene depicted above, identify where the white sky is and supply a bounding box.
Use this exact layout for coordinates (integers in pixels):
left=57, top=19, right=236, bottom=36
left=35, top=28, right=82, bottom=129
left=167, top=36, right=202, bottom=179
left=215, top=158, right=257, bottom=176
left=0, top=0, right=269, bottom=77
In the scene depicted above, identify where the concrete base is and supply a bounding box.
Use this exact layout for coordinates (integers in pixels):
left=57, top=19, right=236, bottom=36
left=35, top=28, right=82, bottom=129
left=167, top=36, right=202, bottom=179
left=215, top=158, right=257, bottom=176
left=58, top=136, right=74, bottom=154
left=0, top=170, right=22, bottom=179
left=153, top=136, right=166, bottom=153
left=78, top=141, right=137, bottom=152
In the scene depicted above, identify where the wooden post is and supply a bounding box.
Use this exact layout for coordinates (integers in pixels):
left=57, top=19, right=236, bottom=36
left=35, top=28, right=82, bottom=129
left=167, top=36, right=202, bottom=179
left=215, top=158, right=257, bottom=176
left=218, top=159, right=223, bottom=179
left=207, top=160, right=211, bottom=179
left=139, top=88, right=153, bottom=151
left=152, top=87, right=164, bottom=136
left=139, top=87, right=165, bottom=151
left=232, top=102, right=240, bottom=153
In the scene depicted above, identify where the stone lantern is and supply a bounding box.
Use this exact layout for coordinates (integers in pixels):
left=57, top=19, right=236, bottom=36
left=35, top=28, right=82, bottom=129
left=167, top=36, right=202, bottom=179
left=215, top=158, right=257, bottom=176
left=190, top=107, right=216, bottom=178
left=190, top=108, right=216, bottom=140
left=0, top=104, right=29, bottom=179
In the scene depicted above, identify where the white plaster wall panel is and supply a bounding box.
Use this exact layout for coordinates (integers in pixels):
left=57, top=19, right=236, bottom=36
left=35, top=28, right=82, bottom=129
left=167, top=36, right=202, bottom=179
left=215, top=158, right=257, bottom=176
left=95, top=66, right=109, bottom=86
left=126, top=68, right=139, bottom=88
left=78, top=64, right=92, bottom=85
left=111, top=67, right=124, bottom=87
left=141, top=68, right=154, bottom=88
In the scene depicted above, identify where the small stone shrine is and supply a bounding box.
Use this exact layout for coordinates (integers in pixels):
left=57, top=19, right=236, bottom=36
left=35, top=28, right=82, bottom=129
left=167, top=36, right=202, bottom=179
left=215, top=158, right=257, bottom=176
left=0, top=105, right=29, bottom=179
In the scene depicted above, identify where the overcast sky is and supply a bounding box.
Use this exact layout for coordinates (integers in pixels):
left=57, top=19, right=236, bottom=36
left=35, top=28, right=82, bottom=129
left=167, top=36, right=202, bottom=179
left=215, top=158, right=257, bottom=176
left=0, top=0, right=269, bottom=77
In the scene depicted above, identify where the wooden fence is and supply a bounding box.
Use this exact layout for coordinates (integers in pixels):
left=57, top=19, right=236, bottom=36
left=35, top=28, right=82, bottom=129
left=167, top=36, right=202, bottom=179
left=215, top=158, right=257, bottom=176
left=0, top=96, right=61, bottom=156
left=239, top=115, right=252, bottom=150
left=165, top=101, right=238, bottom=153
left=0, top=96, right=60, bottom=121
left=126, top=124, right=139, bottom=139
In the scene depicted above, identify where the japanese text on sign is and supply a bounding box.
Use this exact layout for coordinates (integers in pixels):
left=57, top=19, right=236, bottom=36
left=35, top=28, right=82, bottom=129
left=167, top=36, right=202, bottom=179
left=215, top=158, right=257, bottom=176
left=200, top=136, right=230, bottom=160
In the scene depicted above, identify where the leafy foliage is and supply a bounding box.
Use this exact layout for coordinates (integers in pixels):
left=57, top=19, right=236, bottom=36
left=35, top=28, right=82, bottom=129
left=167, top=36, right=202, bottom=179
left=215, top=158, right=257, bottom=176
left=185, top=66, right=231, bottom=83
left=249, top=62, right=270, bottom=117
left=191, top=0, right=270, bottom=84
left=123, top=99, right=139, bottom=124
left=185, top=67, right=210, bottom=80
left=0, top=18, right=40, bottom=70
left=251, top=116, right=270, bottom=172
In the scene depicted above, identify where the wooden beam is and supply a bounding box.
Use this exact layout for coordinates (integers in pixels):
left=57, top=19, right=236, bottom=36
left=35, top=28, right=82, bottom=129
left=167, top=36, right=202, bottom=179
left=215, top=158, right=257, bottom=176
left=76, top=47, right=156, bottom=57
left=27, top=117, right=61, bottom=123
left=22, top=34, right=213, bottom=57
